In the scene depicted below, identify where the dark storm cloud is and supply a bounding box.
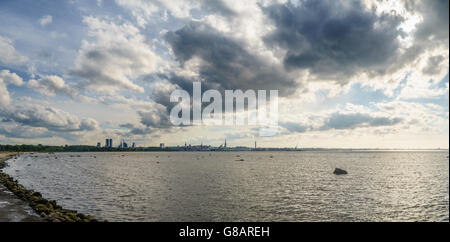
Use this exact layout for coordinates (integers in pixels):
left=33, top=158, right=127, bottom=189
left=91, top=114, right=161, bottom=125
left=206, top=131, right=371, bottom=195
left=164, top=22, right=297, bottom=96
left=151, top=72, right=222, bottom=112
left=263, top=0, right=404, bottom=79
left=406, top=0, right=449, bottom=43
left=153, top=20, right=295, bottom=130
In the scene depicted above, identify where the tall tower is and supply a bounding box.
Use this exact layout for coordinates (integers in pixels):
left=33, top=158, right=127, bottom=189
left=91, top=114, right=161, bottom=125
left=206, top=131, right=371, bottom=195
left=105, top=139, right=109, bottom=148
left=255, top=141, right=257, bottom=150
left=224, top=139, right=227, bottom=148
left=109, top=138, right=113, bottom=148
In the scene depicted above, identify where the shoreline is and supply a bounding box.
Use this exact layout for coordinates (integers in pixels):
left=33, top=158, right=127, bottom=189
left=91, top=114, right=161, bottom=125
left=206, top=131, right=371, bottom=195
left=0, top=152, right=101, bottom=222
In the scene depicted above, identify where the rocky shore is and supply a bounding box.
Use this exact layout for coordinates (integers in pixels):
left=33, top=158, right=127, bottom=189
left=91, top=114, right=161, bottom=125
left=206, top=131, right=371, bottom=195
left=0, top=153, right=101, bottom=222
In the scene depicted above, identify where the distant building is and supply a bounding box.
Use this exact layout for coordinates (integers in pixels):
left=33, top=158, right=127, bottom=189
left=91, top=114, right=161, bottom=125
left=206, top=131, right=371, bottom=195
left=160, top=143, right=165, bottom=149
left=97, top=142, right=101, bottom=148
left=105, top=138, right=113, bottom=148
left=118, top=139, right=128, bottom=149
left=132, top=142, right=136, bottom=148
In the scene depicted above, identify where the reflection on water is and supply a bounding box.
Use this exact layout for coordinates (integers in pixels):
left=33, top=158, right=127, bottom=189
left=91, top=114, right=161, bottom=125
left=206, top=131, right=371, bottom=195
left=3, top=151, right=449, bottom=222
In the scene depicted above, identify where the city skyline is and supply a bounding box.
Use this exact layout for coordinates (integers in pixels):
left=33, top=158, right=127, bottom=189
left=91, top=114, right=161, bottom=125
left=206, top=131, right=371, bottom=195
left=0, top=0, right=448, bottom=149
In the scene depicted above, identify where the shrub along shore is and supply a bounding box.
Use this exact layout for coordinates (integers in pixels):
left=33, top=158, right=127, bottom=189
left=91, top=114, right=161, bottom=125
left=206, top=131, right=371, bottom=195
left=0, top=152, right=101, bottom=222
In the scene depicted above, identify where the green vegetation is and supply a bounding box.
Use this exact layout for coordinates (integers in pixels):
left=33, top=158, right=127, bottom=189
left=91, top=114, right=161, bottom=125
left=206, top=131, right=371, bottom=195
left=0, top=144, right=183, bottom=152
left=0, top=144, right=136, bottom=152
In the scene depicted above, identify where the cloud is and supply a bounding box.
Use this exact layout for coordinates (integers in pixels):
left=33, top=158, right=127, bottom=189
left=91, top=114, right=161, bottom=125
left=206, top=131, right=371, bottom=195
left=164, top=22, right=297, bottom=96
left=116, top=0, right=235, bottom=26
left=408, top=0, right=449, bottom=44
left=0, top=123, right=52, bottom=139
left=27, top=75, right=77, bottom=98
left=0, top=104, right=99, bottom=132
left=0, top=0, right=447, bottom=147
left=199, top=0, right=236, bottom=17
left=119, top=122, right=154, bottom=135
left=0, top=70, right=23, bottom=86
left=69, top=16, right=163, bottom=93
left=1, top=70, right=99, bottom=135
left=320, top=112, right=403, bottom=130
left=39, top=15, right=53, bottom=27
left=0, top=36, right=28, bottom=65
left=148, top=79, right=181, bottom=108
left=280, top=122, right=312, bottom=133
left=137, top=103, right=171, bottom=128
left=422, top=55, right=446, bottom=75
left=0, top=69, right=23, bottom=107
left=263, top=0, right=404, bottom=81
left=280, top=111, right=403, bottom=133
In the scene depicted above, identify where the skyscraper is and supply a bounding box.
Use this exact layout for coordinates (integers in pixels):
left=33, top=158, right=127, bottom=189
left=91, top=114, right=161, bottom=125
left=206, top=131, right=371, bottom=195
left=109, top=138, right=113, bottom=148
left=105, top=139, right=109, bottom=148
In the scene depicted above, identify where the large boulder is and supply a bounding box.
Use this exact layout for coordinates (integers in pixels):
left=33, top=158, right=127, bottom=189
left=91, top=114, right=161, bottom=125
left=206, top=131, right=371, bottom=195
left=333, top=168, right=348, bottom=175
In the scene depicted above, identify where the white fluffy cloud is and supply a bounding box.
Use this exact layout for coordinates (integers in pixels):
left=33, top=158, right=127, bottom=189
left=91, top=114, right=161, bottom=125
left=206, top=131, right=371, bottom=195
left=38, top=15, right=53, bottom=27
left=0, top=36, right=28, bottom=65
left=115, top=0, right=222, bottom=26
left=28, top=75, right=77, bottom=98
left=1, top=70, right=100, bottom=138
left=0, top=69, right=23, bottom=107
left=0, top=103, right=99, bottom=132
left=69, top=16, right=164, bottom=93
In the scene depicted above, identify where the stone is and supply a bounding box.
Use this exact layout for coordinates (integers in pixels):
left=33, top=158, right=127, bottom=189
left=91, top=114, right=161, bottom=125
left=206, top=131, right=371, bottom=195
left=333, top=168, right=348, bottom=175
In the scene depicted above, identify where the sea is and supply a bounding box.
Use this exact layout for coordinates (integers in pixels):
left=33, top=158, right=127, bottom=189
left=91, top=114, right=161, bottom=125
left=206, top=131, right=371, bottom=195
left=2, top=151, right=448, bottom=222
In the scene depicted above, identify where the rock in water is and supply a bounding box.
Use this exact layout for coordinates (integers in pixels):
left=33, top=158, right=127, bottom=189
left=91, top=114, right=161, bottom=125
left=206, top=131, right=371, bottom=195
left=333, top=168, right=348, bottom=175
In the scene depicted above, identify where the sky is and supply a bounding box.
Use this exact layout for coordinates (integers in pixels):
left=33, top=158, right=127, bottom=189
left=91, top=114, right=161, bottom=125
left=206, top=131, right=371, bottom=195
left=0, top=0, right=448, bottom=149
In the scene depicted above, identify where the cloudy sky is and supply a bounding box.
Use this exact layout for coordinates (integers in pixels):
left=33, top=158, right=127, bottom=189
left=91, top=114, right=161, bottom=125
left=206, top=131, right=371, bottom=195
left=0, top=0, right=448, bottom=148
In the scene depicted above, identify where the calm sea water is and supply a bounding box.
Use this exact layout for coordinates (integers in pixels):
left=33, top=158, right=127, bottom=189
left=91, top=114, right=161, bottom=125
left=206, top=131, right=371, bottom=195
left=3, top=151, right=449, bottom=222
